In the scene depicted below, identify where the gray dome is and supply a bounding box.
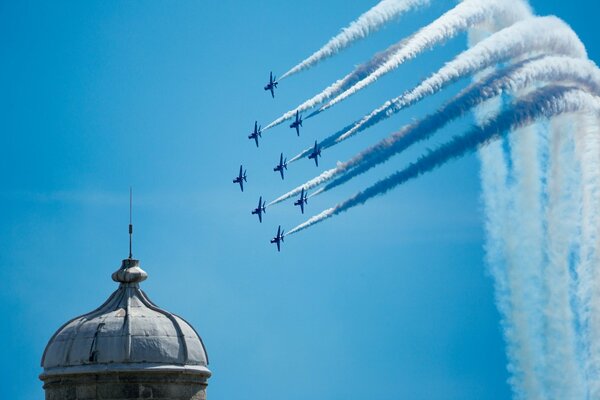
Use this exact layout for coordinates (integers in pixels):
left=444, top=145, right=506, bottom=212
left=41, top=258, right=210, bottom=378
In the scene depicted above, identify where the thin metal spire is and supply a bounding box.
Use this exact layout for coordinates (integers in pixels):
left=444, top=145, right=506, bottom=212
left=129, top=187, right=133, bottom=259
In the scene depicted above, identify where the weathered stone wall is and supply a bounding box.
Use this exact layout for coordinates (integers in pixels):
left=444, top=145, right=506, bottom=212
left=42, top=372, right=208, bottom=400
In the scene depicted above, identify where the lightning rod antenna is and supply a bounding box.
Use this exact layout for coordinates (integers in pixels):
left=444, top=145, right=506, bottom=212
left=129, top=187, right=133, bottom=259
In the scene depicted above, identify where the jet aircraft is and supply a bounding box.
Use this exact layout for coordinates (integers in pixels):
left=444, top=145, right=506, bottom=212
left=233, top=165, right=247, bottom=192
left=308, top=140, right=322, bottom=167
left=248, top=121, right=262, bottom=147
left=251, top=196, right=267, bottom=223
left=289, top=110, right=303, bottom=136
left=293, top=188, right=308, bottom=214
left=273, top=153, right=287, bottom=180
left=264, top=72, right=278, bottom=98
left=270, top=225, right=285, bottom=252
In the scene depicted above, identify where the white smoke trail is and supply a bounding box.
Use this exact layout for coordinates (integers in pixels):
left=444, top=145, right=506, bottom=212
left=286, top=86, right=600, bottom=235
left=478, top=126, right=521, bottom=395
left=466, top=20, right=530, bottom=395
left=467, top=20, right=583, bottom=398
left=334, top=18, right=588, bottom=145
left=279, top=0, right=430, bottom=81
left=573, top=113, right=600, bottom=397
left=265, top=47, right=400, bottom=131
left=264, top=0, right=529, bottom=131
left=269, top=57, right=600, bottom=206
left=504, top=120, right=548, bottom=399
left=321, top=14, right=586, bottom=112
left=289, top=53, right=596, bottom=165
left=475, top=98, right=539, bottom=397
left=542, top=114, right=587, bottom=397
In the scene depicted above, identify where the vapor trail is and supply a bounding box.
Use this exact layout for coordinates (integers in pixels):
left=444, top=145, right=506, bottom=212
left=506, top=120, right=549, bottom=399
left=264, top=0, right=529, bottom=131
left=286, top=86, right=600, bottom=235
left=331, top=17, right=587, bottom=146
left=279, top=0, right=430, bottom=81
left=290, top=51, right=596, bottom=164
left=542, top=114, right=587, bottom=397
left=265, top=35, right=417, bottom=131
left=573, top=113, right=600, bottom=397
left=479, top=141, right=520, bottom=393
left=270, top=57, right=600, bottom=206
left=320, top=58, right=599, bottom=196
left=466, top=20, right=582, bottom=398
left=475, top=97, right=532, bottom=396
left=320, top=13, right=585, bottom=113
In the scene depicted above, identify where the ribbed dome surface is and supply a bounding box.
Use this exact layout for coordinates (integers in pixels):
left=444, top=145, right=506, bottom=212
left=41, top=259, right=209, bottom=377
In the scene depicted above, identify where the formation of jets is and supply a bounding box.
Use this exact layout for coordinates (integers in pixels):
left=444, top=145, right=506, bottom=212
left=264, top=72, right=278, bottom=98
left=273, top=153, right=287, bottom=180
left=232, top=72, right=333, bottom=251
left=232, top=165, right=247, bottom=192
left=294, top=188, right=308, bottom=214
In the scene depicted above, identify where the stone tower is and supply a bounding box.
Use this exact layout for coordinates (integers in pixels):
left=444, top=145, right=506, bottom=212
left=40, top=256, right=211, bottom=400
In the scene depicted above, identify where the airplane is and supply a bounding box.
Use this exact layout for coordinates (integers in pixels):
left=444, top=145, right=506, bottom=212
left=308, top=140, right=322, bottom=167
left=273, top=153, right=287, bottom=180
left=251, top=196, right=267, bottom=223
left=293, top=188, right=308, bottom=214
left=289, top=110, right=303, bottom=136
left=270, top=225, right=284, bottom=252
left=248, top=121, right=262, bottom=147
left=233, top=165, right=247, bottom=192
left=264, top=71, right=278, bottom=98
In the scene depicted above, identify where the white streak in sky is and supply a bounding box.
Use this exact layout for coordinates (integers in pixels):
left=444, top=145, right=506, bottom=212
left=265, top=0, right=530, bottom=131
left=269, top=57, right=600, bottom=206
left=318, top=0, right=532, bottom=110
left=286, top=87, right=600, bottom=235
left=573, top=113, right=600, bottom=398
left=542, top=114, right=587, bottom=398
left=334, top=17, right=587, bottom=146
left=280, top=0, right=430, bottom=80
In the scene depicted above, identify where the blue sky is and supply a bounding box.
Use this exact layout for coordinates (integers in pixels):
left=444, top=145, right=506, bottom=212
left=0, top=1, right=598, bottom=399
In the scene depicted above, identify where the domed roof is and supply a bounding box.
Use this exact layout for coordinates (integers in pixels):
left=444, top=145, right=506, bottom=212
left=41, top=258, right=210, bottom=378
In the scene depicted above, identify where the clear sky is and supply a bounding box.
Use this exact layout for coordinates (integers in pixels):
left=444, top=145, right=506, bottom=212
left=1, top=1, right=598, bottom=399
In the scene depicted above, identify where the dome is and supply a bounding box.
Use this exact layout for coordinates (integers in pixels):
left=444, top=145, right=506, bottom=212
left=41, top=258, right=210, bottom=378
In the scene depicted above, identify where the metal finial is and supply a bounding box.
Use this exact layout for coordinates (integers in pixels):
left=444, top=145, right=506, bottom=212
left=129, top=187, right=133, bottom=259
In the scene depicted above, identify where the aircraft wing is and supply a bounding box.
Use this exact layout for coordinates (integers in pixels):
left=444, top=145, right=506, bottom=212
left=258, top=213, right=262, bottom=223
left=279, top=168, right=284, bottom=180
left=254, top=135, right=259, bottom=147
left=295, top=125, right=300, bottom=136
